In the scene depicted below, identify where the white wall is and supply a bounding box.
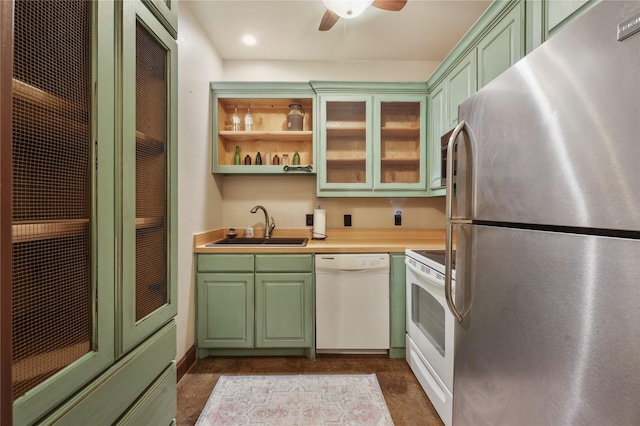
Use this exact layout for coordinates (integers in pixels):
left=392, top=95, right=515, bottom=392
left=224, top=59, right=439, bottom=81
left=222, top=175, right=445, bottom=232
left=176, top=3, right=224, bottom=361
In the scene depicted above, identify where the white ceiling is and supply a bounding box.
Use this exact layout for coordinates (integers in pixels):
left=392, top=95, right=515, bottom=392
left=186, top=0, right=493, bottom=62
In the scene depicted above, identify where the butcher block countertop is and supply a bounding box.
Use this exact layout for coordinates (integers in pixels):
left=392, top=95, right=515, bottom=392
left=193, top=228, right=446, bottom=254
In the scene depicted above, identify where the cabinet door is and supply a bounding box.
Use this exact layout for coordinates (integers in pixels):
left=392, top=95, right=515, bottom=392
left=428, top=81, right=447, bottom=196
left=121, top=0, right=178, bottom=353
left=389, top=254, right=406, bottom=358
left=545, top=0, right=591, bottom=38
left=142, top=0, right=178, bottom=37
left=374, top=96, right=427, bottom=192
left=477, top=4, right=523, bottom=89
left=447, top=51, right=477, bottom=128
left=255, top=273, right=313, bottom=348
left=318, top=95, right=373, bottom=192
left=197, top=273, right=255, bottom=348
left=10, top=2, right=116, bottom=424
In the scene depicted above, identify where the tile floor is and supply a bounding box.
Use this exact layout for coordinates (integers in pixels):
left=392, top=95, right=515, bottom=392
left=177, top=355, right=444, bottom=426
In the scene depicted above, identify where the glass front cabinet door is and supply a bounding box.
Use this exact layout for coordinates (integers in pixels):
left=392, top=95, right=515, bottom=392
left=315, top=83, right=428, bottom=197
left=318, top=96, right=373, bottom=192
left=375, top=96, right=426, bottom=192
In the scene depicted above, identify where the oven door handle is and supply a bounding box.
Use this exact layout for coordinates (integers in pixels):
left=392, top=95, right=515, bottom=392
left=405, top=258, right=445, bottom=291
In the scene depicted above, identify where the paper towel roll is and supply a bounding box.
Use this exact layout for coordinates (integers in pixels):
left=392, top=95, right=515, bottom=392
left=313, top=208, right=326, bottom=240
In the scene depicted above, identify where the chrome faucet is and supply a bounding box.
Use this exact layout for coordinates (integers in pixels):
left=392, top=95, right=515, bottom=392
left=250, top=205, right=276, bottom=239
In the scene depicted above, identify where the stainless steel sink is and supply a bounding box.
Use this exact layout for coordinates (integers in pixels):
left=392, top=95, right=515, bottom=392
left=205, top=237, right=308, bottom=247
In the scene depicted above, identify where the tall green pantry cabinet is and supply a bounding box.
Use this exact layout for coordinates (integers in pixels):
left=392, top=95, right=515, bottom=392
left=0, top=0, right=178, bottom=424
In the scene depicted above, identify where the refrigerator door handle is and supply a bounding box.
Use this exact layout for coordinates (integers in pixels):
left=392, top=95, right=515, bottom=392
left=445, top=120, right=474, bottom=323
left=446, top=223, right=474, bottom=323
left=445, top=120, right=469, bottom=222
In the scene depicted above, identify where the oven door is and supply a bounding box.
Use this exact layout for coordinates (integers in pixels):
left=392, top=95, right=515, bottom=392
left=405, top=258, right=454, bottom=391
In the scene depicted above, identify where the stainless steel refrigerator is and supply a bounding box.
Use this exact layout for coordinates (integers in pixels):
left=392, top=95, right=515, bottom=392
left=445, top=1, right=640, bottom=424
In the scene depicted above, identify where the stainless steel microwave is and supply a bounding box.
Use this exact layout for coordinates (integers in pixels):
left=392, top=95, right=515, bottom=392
left=440, top=128, right=456, bottom=187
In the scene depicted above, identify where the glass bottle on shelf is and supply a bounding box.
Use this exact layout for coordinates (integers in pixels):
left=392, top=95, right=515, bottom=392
left=232, top=103, right=240, bottom=131
left=244, top=103, right=253, bottom=131
left=255, top=152, right=262, bottom=165
left=293, top=150, right=300, bottom=165
left=282, top=154, right=290, bottom=166
left=273, top=154, right=280, bottom=165
left=265, top=150, right=271, bottom=165
left=234, top=146, right=241, bottom=165
left=244, top=154, right=251, bottom=165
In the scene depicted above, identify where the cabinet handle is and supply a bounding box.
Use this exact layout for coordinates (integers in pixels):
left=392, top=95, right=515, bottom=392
left=283, top=165, right=313, bottom=173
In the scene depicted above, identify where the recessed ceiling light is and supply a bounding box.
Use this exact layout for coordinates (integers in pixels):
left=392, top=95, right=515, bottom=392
left=242, top=35, right=257, bottom=46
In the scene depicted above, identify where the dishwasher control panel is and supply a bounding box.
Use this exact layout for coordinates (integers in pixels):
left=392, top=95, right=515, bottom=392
left=315, top=254, right=389, bottom=273
left=357, top=257, right=386, bottom=268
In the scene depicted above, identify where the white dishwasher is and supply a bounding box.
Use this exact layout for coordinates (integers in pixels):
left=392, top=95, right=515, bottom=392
left=315, top=254, right=390, bottom=353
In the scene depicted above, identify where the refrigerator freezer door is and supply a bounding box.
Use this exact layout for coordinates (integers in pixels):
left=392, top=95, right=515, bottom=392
left=453, top=225, right=640, bottom=425
left=458, top=0, right=640, bottom=231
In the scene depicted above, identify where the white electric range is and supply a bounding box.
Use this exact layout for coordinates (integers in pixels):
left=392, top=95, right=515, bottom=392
left=405, top=249, right=456, bottom=426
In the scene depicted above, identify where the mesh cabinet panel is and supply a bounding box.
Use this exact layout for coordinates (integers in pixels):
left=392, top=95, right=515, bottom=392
left=11, top=0, right=91, bottom=400
left=135, top=21, right=168, bottom=321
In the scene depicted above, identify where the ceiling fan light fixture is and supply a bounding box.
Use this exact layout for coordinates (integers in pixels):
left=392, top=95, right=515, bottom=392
left=322, top=0, right=374, bottom=19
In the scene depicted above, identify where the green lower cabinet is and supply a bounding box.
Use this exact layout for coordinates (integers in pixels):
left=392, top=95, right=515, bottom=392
left=389, top=253, right=406, bottom=358
left=197, top=273, right=255, bottom=348
left=196, top=254, right=315, bottom=358
left=255, top=273, right=314, bottom=348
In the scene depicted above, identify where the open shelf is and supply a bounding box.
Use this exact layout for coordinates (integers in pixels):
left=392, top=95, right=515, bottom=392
left=381, top=158, right=420, bottom=165
left=136, top=130, right=165, bottom=151
left=12, top=220, right=90, bottom=243
left=214, top=91, right=315, bottom=173
left=136, top=217, right=165, bottom=230
left=381, top=127, right=420, bottom=138
left=12, top=78, right=86, bottom=120
left=219, top=130, right=312, bottom=142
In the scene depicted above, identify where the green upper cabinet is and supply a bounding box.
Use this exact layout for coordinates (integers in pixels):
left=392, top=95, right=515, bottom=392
left=428, top=80, right=447, bottom=196
left=526, top=0, right=595, bottom=56
left=425, top=54, right=476, bottom=197
left=426, top=0, right=525, bottom=197
left=141, top=0, right=178, bottom=38
left=477, top=2, right=524, bottom=89
left=313, top=82, right=428, bottom=197
left=211, top=82, right=316, bottom=175
left=120, top=0, right=178, bottom=354
left=548, top=0, right=593, bottom=35
left=446, top=51, right=477, bottom=129
left=317, top=94, right=374, bottom=192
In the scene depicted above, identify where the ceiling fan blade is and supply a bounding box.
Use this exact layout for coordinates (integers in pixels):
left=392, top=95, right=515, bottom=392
left=319, top=9, right=340, bottom=31
left=372, top=0, right=407, bottom=12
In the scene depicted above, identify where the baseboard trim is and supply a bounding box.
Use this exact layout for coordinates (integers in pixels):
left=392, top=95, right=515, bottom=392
left=176, top=344, right=196, bottom=382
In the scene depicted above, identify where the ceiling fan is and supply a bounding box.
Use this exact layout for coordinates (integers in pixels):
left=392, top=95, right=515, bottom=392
left=319, top=0, right=408, bottom=31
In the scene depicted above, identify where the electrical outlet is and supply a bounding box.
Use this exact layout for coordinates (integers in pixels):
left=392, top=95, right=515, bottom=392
left=344, top=214, right=352, bottom=227
left=306, top=214, right=314, bottom=226
left=394, top=209, right=402, bottom=226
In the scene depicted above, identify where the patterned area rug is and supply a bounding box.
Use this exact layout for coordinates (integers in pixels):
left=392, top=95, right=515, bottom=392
left=195, top=374, right=395, bottom=425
